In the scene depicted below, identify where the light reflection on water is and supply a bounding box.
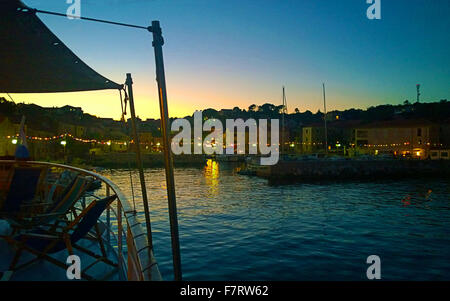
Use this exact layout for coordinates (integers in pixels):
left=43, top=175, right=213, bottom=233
left=99, top=161, right=450, bottom=280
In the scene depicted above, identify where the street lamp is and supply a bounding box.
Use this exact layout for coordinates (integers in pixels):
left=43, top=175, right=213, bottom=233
left=61, top=140, right=67, bottom=163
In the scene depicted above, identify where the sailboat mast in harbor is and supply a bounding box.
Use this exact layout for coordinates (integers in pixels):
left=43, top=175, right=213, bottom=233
left=281, top=86, right=288, bottom=154
left=322, top=83, right=328, bottom=155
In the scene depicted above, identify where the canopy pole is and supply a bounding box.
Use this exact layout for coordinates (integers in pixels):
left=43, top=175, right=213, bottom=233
left=150, top=20, right=182, bottom=281
left=34, top=9, right=149, bottom=30
left=125, top=74, right=154, bottom=275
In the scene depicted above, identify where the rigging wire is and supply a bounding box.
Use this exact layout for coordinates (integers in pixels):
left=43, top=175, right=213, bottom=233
left=6, top=93, right=15, bottom=103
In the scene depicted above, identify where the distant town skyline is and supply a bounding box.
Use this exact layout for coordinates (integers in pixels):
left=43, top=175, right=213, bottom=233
left=1, top=0, right=449, bottom=119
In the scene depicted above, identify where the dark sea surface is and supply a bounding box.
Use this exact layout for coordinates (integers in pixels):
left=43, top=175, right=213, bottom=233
left=99, top=160, right=450, bottom=280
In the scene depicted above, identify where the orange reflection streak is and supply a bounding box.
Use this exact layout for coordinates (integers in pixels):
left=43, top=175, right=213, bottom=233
left=204, top=159, right=219, bottom=196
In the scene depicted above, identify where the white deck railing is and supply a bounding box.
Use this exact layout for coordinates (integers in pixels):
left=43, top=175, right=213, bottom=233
left=0, top=160, right=162, bottom=281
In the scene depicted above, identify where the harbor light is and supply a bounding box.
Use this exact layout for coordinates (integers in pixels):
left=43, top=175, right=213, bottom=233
left=60, top=140, right=67, bottom=146
left=11, top=139, right=18, bottom=145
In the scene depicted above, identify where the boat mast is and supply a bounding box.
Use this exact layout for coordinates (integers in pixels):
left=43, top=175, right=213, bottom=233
left=282, top=86, right=287, bottom=155
left=323, top=83, right=328, bottom=155
left=151, top=21, right=182, bottom=281
left=125, top=73, right=154, bottom=258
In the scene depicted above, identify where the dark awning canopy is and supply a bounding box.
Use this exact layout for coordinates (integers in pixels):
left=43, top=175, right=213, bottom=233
left=0, top=0, right=122, bottom=93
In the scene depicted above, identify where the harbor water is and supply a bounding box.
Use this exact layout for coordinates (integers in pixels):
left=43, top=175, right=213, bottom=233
left=99, top=160, right=450, bottom=280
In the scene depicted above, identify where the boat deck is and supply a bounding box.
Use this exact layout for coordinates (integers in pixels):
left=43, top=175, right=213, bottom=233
left=0, top=160, right=161, bottom=281
left=0, top=220, right=122, bottom=281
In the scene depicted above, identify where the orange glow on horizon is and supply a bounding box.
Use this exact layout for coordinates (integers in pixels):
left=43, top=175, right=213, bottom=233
left=1, top=83, right=396, bottom=120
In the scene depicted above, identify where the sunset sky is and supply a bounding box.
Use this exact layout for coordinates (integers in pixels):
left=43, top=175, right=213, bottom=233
left=2, top=0, right=449, bottom=120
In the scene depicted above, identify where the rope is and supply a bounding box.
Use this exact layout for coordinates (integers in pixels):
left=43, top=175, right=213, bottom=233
left=119, top=87, right=127, bottom=121
left=119, top=88, right=137, bottom=214
left=6, top=93, right=15, bottom=103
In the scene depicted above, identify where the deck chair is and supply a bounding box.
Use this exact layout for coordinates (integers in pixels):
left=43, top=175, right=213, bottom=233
left=43, top=170, right=79, bottom=208
left=11, top=175, right=91, bottom=230
left=0, top=166, right=46, bottom=219
left=4, top=194, right=118, bottom=280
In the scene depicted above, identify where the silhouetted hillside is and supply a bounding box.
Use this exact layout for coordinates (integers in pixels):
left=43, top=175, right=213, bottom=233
left=1, top=97, right=449, bottom=139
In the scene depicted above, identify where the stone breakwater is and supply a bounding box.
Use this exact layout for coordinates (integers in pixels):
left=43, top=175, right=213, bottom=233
left=253, top=159, right=450, bottom=185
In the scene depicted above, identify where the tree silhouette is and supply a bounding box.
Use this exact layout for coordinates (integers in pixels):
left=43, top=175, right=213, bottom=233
left=248, top=104, right=257, bottom=112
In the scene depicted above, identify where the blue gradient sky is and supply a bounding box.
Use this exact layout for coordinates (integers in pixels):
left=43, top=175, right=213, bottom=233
left=4, top=0, right=449, bottom=119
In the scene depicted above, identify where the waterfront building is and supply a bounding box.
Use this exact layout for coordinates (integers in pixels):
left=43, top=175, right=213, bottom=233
left=0, top=116, right=22, bottom=156
left=430, top=149, right=450, bottom=160
left=58, top=122, right=87, bottom=138
left=439, top=119, right=450, bottom=148
left=353, top=119, right=441, bottom=159
left=302, top=121, right=357, bottom=153
left=302, top=125, right=325, bottom=153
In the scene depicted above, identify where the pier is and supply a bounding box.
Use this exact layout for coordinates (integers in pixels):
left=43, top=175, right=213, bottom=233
left=251, top=159, right=450, bottom=185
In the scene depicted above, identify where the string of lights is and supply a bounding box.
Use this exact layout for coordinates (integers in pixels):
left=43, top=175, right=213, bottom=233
left=3, top=133, right=130, bottom=145
left=1, top=134, right=444, bottom=148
